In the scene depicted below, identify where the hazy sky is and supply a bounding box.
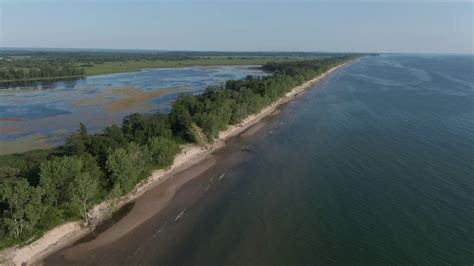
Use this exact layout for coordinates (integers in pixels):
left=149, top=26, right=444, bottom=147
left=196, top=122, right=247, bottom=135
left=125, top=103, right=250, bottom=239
left=1, top=0, right=473, bottom=53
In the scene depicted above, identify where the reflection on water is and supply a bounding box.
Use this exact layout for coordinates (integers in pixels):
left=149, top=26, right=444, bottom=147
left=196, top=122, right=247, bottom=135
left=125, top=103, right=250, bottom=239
left=0, top=66, right=266, bottom=154
left=0, top=76, right=84, bottom=89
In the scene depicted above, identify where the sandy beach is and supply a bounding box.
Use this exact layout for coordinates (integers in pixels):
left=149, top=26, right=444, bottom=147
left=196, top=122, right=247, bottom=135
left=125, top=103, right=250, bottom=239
left=0, top=61, right=349, bottom=266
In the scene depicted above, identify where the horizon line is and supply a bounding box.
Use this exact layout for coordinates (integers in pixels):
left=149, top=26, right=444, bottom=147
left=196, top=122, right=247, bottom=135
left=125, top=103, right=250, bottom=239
left=0, top=46, right=473, bottom=56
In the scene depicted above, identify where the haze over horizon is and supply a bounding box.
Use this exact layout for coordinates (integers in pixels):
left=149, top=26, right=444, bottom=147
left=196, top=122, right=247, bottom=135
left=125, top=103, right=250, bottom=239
left=1, top=0, right=473, bottom=54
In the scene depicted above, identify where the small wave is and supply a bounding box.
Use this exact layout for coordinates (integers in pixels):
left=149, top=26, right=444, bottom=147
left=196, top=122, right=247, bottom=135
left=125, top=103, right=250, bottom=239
left=152, top=222, right=168, bottom=238
left=175, top=208, right=186, bottom=222
left=218, top=172, right=226, bottom=181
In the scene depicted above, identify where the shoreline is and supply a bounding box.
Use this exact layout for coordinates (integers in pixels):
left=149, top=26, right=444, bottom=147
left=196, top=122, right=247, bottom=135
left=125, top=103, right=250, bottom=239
left=0, top=61, right=351, bottom=266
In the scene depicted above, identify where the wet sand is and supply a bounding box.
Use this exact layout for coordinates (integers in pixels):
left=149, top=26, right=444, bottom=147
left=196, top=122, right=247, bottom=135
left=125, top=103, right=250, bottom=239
left=43, top=106, right=281, bottom=265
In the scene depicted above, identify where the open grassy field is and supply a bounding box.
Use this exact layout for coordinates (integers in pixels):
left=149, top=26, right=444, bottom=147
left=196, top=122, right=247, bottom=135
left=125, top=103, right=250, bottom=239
left=81, top=56, right=313, bottom=75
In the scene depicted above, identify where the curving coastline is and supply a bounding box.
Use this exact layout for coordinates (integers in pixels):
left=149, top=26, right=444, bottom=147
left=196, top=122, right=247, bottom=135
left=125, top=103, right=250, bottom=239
left=0, top=60, right=352, bottom=266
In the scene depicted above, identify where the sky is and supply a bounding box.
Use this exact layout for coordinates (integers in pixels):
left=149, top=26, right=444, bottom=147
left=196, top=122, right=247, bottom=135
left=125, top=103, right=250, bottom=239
left=1, top=0, right=473, bottom=54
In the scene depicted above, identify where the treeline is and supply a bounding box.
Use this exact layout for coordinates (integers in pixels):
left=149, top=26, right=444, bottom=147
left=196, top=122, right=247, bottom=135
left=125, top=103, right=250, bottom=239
left=169, top=57, right=351, bottom=142
left=0, top=49, right=365, bottom=82
left=0, top=50, right=196, bottom=66
left=0, top=56, right=353, bottom=248
left=0, top=50, right=354, bottom=64
left=0, top=64, right=85, bottom=81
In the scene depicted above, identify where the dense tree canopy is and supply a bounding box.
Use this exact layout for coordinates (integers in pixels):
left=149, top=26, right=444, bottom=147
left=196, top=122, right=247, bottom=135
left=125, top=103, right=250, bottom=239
left=0, top=179, right=44, bottom=239
left=106, top=142, right=149, bottom=195
left=148, top=136, right=180, bottom=167
left=0, top=64, right=85, bottom=81
left=69, top=172, right=98, bottom=224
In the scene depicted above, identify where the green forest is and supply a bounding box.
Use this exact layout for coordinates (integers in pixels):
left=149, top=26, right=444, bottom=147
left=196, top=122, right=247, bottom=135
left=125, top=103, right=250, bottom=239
left=0, top=56, right=353, bottom=248
left=0, top=50, right=356, bottom=82
left=0, top=64, right=85, bottom=81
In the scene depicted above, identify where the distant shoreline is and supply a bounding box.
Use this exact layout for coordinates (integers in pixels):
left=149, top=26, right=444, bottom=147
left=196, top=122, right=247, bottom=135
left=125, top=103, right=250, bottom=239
left=0, top=56, right=303, bottom=84
left=0, top=60, right=352, bottom=266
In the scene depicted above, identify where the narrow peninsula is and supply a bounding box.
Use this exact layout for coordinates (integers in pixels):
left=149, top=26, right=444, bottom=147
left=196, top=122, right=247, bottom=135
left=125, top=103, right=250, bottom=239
left=0, top=57, right=354, bottom=265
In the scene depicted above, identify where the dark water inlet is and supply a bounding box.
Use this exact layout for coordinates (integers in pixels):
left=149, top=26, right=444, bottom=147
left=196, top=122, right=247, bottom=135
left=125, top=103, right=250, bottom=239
left=73, top=202, right=136, bottom=245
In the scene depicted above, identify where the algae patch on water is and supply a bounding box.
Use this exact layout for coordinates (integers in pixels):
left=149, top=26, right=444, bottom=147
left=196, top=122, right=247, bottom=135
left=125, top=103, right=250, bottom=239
left=73, top=86, right=191, bottom=111
left=0, top=133, right=60, bottom=155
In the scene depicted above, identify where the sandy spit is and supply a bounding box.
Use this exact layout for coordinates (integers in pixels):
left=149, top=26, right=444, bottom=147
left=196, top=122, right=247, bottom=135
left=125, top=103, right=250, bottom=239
left=0, top=61, right=350, bottom=266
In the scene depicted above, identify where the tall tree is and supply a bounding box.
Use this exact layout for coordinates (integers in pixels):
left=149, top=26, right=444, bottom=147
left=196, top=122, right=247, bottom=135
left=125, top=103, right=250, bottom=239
left=64, top=123, right=91, bottom=155
left=106, top=143, right=147, bottom=194
left=0, top=179, right=43, bottom=238
left=148, top=136, right=180, bottom=167
left=69, top=172, right=98, bottom=224
left=39, top=156, right=83, bottom=207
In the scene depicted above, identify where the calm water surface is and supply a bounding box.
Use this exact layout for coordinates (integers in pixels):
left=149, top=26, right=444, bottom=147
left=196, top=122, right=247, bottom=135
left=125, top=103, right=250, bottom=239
left=0, top=66, right=265, bottom=154
left=46, top=55, right=474, bottom=265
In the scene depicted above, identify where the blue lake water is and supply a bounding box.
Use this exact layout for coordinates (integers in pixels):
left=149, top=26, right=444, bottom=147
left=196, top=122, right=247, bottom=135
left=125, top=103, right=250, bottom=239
left=0, top=65, right=265, bottom=154
left=181, top=54, right=473, bottom=265
left=47, top=54, right=474, bottom=265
